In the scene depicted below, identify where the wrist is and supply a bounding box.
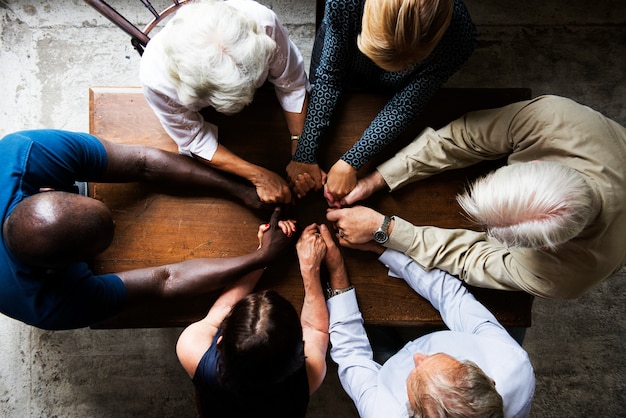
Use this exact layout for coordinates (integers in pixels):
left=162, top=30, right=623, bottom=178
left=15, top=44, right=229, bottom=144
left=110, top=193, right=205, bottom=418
left=371, top=170, right=388, bottom=192
left=325, top=284, right=354, bottom=299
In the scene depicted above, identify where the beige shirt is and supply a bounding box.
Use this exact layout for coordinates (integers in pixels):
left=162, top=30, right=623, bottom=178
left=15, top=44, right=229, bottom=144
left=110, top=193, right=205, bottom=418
left=377, top=95, right=626, bottom=299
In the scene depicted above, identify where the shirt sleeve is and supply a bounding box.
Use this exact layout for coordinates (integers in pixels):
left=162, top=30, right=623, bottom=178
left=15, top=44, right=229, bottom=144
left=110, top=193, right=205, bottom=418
left=378, top=249, right=507, bottom=339
left=265, top=12, right=309, bottom=113
left=327, top=289, right=381, bottom=417
left=386, top=217, right=545, bottom=295
left=292, top=0, right=352, bottom=164
left=141, top=85, right=219, bottom=161
left=342, top=34, right=476, bottom=170
left=21, top=129, right=109, bottom=189
left=377, top=101, right=530, bottom=190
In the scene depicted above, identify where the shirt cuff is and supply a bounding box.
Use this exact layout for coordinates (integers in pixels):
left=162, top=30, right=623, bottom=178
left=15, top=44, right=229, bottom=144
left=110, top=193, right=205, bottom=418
left=275, top=83, right=310, bottom=114
left=181, top=122, right=219, bottom=161
left=385, top=216, right=415, bottom=254
left=377, top=249, right=406, bottom=279
left=327, top=289, right=359, bottom=324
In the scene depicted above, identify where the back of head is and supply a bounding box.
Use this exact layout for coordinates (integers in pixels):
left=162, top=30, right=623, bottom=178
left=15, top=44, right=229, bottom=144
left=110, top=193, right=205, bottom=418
left=217, top=290, right=308, bottom=415
left=358, top=0, right=454, bottom=71
left=408, top=360, right=504, bottom=417
left=4, top=192, right=114, bottom=268
left=161, top=0, right=276, bottom=113
left=457, top=161, right=594, bottom=250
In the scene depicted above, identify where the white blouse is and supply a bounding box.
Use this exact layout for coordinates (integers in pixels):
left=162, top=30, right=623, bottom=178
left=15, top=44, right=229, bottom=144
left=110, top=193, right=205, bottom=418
left=139, top=0, right=309, bottom=160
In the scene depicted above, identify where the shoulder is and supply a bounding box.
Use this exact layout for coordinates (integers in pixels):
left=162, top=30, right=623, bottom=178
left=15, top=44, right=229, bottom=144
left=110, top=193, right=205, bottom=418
left=5, top=130, right=106, bottom=163
left=227, top=0, right=277, bottom=25
left=177, top=321, right=220, bottom=378
left=325, top=0, right=364, bottom=21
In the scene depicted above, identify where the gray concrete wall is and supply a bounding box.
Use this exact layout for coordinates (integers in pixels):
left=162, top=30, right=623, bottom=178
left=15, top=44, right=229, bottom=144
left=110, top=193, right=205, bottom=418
left=0, top=0, right=624, bottom=416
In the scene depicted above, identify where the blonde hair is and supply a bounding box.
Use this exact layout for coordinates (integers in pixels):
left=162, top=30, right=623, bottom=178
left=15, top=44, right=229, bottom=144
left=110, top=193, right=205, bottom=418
left=358, top=0, right=453, bottom=71
left=161, top=0, right=276, bottom=114
left=407, top=359, right=503, bottom=418
left=457, top=161, right=594, bottom=250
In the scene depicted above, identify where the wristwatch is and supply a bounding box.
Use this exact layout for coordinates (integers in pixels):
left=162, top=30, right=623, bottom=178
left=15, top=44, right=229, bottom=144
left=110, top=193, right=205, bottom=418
left=373, top=215, right=392, bottom=244
left=325, top=285, right=354, bottom=299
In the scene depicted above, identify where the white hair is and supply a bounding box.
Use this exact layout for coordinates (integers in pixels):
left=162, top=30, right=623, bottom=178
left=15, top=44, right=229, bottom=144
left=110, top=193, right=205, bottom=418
left=457, top=161, right=593, bottom=250
left=161, top=0, right=276, bottom=114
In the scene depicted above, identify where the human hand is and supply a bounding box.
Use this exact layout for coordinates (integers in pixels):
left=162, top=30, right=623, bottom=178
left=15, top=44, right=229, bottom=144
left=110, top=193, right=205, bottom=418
left=326, top=206, right=387, bottom=245
left=257, top=207, right=296, bottom=261
left=339, top=170, right=387, bottom=206
left=252, top=168, right=292, bottom=205
left=257, top=218, right=297, bottom=249
left=296, top=224, right=327, bottom=275
left=286, top=160, right=327, bottom=199
left=324, top=160, right=357, bottom=207
left=317, top=224, right=351, bottom=289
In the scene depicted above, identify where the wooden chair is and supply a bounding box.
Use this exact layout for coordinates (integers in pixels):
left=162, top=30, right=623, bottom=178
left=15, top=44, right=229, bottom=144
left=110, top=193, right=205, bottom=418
left=84, top=0, right=190, bottom=55
left=85, top=0, right=325, bottom=55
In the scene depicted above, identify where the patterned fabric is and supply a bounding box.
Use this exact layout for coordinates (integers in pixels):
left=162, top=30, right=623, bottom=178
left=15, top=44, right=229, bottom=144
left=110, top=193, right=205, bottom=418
left=294, top=0, right=476, bottom=169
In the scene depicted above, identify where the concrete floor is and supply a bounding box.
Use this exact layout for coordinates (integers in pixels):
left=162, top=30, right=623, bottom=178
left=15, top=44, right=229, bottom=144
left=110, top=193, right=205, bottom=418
left=0, top=0, right=624, bottom=416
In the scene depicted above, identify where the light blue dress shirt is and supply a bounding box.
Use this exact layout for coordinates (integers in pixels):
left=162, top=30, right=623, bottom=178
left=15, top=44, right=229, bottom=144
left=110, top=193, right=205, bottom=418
left=327, top=249, right=535, bottom=418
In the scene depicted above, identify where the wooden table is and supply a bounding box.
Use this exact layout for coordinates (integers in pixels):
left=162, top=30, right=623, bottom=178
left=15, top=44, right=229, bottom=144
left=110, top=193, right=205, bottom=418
left=89, top=86, right=534, bottom=328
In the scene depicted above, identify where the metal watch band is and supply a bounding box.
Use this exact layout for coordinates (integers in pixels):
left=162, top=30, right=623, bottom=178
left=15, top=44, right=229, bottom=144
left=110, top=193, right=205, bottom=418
left=325, top=285, right=354, bottom=299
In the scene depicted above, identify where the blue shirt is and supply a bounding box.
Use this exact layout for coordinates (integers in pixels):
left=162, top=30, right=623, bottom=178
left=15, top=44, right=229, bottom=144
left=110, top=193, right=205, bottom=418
left=294, top=0, right=477, bottom=169
left=328, top=250, right=535, bottom=418
left=0, top=130, right=126, bottom=329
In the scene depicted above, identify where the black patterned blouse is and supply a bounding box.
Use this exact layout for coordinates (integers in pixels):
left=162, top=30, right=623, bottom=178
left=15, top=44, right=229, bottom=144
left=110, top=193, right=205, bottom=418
left=293, top=0, right=477, bottom=169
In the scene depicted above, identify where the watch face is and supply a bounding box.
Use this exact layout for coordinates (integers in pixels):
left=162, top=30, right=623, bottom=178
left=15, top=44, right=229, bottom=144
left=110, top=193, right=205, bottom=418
left=373, top=230, right=388, bottom=244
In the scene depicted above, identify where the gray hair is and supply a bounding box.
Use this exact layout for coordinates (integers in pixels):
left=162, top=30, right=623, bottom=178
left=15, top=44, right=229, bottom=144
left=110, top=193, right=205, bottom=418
left=457, top=161, right=593, bottom=250
left=407, top=359, right=503, bottom=417
left=161, top=0, right=276, bottom=114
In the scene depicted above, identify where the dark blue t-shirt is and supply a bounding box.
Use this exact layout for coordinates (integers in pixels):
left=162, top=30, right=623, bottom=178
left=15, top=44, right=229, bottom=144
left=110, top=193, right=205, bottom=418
left=0, top=130, right=126, bottom=330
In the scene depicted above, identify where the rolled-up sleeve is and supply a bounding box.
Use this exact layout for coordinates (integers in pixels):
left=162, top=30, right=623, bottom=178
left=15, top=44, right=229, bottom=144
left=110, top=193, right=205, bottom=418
left=265, top=12, right=309, bottom=113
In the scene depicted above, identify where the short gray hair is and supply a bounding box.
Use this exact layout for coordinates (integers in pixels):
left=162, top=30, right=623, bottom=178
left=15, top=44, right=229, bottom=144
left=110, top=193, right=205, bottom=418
left=457, top=161, right=593, bottom=250
left=407, top=359, right=503, bottom=417
left=161, top=0, right=276, bottom=114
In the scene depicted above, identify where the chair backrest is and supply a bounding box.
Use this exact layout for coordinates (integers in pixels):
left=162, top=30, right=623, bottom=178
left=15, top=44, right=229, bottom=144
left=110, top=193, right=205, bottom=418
left=84, top=0, right=189, bottom=55
left=85, top=0, right=326, bottom=55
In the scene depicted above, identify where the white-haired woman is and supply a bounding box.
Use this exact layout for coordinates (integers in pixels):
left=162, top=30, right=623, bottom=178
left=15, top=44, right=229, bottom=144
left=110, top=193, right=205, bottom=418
left=140, top=0, right=309, bottom=205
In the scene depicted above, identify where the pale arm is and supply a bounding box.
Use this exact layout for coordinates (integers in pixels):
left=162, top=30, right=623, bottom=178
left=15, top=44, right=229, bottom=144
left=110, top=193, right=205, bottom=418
left=176, top=268, right=264, bottom=378
left=176, top=219, right=297, bottom=378
left=196, top=144, right=292, bottom=204
left=296, top=224, right=330, bottom=394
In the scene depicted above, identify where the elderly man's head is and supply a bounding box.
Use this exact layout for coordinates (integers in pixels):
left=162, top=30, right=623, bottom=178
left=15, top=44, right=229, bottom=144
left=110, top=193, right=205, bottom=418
left=406, top=352, right=503, bottom=417
left=457, top=161, right=593, bottom=250
left=3, top=191, right=114, bottom=268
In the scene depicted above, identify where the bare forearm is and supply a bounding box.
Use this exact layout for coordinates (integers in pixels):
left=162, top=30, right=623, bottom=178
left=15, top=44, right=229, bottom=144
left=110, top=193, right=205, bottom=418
left=283, top=94, right=308, bottom=137
left=207, top=268, right=264, bottom=320
left=117, top=250, right=268, bottom=301
left=100, top=141, right=250, bottom=193
left=300, top=269, right=329, bottom=334
left=301, top=268, right=330, bottom=394
left=200, top=144, right=264, bottom=182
